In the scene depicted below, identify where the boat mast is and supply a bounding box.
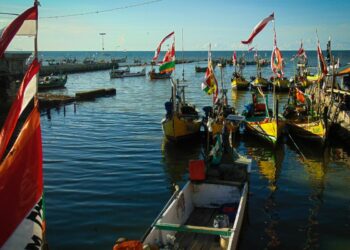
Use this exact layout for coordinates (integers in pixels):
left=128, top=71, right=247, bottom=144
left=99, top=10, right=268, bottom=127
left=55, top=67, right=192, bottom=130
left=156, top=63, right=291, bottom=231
left=182, top=28, right=185, bottom=82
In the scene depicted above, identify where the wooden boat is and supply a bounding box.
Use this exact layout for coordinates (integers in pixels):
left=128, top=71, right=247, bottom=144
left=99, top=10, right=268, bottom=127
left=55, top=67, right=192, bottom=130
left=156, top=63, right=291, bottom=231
left=251, top=76, right=270, bottom=90
left=231, top=57, right=249, bottom=90
left=148, top=69, right=171, bottom=80
left=161, top=78, right=202, bottom=141
left=195, top=66, right=207, bottom=72
left=38, top=74, right=67, bottom=90
left=231, top=73, right=249, bottom=90
left=110, top=68, right=145, bottom=78
left=272, top=77, right=290, bottom=92
left=283, top=87, right=327, bottom=144
left=110, top=66, right=130, bottom=78
left=242, top=89, right=284, bottom=145
left=139, top=153, right=251, bottom=250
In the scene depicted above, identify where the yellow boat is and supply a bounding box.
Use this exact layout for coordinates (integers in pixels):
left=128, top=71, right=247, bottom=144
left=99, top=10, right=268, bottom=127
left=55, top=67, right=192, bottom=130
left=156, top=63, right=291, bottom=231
left=283, top=87, right=327, bottom=145
left=306, top=74, right=321, bottom=83
left=286, top=119, right=326, bottom=143
left=245, top=118, right=284, bottom=145
left=272, top=77, right=290, bottom=92
left=162, top=79, right=202, bottom=141
left=231, top=76, right=250, bottom=90
left=243, top=90, right=284, bottom=145
left=251, top=76, right=270, bottom=90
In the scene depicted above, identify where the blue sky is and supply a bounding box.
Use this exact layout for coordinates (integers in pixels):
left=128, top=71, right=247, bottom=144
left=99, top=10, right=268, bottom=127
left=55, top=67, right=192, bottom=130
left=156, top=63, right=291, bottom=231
left=1, top=0, right=350, bottom=51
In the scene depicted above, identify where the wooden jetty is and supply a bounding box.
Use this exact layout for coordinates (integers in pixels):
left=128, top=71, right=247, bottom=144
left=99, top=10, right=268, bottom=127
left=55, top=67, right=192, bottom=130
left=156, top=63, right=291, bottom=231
left=38, top=88, right=116, bottom=108
left=308, top=87, right=350, bottom=145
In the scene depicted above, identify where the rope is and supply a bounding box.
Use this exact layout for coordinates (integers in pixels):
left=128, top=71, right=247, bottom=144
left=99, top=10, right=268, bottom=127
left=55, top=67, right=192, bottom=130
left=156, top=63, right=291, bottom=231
left=287, top=132, right=306, bottom=161
left=1, top=0, right=163, bottom=18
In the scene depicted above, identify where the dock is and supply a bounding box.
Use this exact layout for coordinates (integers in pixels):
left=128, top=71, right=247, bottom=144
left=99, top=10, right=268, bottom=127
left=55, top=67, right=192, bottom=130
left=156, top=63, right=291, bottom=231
left=308, top=87, right=350, bottom=145
left=40, top=62, right=119, bottom=76
left=38, top=88, right=116, bottom=108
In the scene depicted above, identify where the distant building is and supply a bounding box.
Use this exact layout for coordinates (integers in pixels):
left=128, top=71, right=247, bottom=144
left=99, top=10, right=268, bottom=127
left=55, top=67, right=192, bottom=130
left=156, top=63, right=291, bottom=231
left=0, top=53, right=32, bottom=124
left=0, top=52, right=32, bottom=78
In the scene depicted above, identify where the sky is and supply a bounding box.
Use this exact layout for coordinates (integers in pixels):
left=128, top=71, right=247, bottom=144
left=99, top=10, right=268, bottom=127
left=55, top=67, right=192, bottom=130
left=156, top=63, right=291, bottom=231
left=1, top=0, right=350, bottom=51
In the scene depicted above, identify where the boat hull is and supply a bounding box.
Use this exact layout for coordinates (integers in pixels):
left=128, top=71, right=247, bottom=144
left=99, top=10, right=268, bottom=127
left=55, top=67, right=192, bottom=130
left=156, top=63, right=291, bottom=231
left=251, top=77, right=270, bottom=90
left=286, top=120, right=326, bottom=144
left=149, top=71, right=171, bottom=80
left=272, top=78, right=290, bottom=92
left=245, top=118, right=283, bottom=145
left=162, top=115, right=202, bottom=141
left=231, top=78, right=250, bottom=90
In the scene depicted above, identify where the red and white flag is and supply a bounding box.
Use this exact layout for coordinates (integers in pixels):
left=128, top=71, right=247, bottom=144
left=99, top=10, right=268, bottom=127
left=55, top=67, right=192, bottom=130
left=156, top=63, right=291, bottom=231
left=0, top=5, right=37, bottom=57
left=0, top=3, right=45, bottom=249
left=232, top=51, right=237, bottom=65
left=152, top=31, right=174, bottom=61
left=291, top=41, right=307, bottom=61
left=248, top=46, right=255, bottom=52
left=241, top=13, right=274, bottom=45
left=317, top=42, right=328, bottom=75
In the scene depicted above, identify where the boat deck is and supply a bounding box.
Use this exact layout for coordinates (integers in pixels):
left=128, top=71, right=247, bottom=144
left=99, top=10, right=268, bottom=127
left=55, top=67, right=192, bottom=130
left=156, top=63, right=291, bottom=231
left=175, top=207, right=232, bottom=250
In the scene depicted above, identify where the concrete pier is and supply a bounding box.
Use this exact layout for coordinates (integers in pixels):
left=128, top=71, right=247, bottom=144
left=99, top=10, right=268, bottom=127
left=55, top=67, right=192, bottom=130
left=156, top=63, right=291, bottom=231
left=40, top=62, right=119, bottom=76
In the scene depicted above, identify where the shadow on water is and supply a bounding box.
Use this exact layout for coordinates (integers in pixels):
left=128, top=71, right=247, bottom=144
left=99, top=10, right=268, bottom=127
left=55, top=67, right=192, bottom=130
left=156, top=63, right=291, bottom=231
left=161, top=138, right=203, bottom=191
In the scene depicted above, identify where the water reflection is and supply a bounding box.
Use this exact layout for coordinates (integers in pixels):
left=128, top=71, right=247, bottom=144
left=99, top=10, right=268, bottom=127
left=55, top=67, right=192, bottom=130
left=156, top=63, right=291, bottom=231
left=161, top=139, right=202, bottom=191
left=286, top=139, right=327, bottom=250
left=245, top=135, right=285, bottom=249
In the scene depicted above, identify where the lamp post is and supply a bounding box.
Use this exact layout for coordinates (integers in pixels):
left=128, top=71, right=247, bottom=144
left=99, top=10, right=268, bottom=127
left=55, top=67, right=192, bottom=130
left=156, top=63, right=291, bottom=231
left=99, top=32, right=106, bottom=51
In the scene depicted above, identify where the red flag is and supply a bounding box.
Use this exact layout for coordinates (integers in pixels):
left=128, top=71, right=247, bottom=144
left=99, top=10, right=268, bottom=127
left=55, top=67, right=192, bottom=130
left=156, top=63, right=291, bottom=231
left=295, top=88, right=305, bottom=103
left=232, top=51, right=237, bottom=65
left=248, top=47, right=255, bottom=52
left=317, top=42, right=328, bottom=75
left=201, top=46, right=218, bottom=103
left=241, top=13, right=274, bottom=45
left=152, top=31, right=174, bottom=61
left=291, top=41, right=307, bottom=61
left=0, top=5, right=37, bottom=57
left=0, top=59, right=43, bottom=248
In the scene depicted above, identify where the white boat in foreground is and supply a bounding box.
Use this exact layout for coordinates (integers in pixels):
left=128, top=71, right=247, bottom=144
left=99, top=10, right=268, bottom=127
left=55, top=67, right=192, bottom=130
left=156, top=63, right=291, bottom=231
left=140, top=155, right=251, bottom=250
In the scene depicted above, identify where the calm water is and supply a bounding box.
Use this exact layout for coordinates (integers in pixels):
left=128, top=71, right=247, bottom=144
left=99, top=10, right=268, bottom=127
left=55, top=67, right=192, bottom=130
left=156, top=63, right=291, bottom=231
left=40, top=51, right=350, bottom=249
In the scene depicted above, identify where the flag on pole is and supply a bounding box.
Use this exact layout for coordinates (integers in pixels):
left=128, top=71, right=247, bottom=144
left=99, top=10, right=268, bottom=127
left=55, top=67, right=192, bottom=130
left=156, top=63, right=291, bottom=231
left=201, top=45, right=218, bottom=103
left=0, top=3, right=45, bottom=249
left=0, top=5, right=37, bottom=57
left=248, top=46, right=255, bottom=52
left=271, top=46, right=284, bottom=78
left=317, top=41, right=328, bottom=75
left=241, top=13, right=274, bottom=45
left=291, top=41, right=307, bottom=61
left=152, top=31, right=174, bottom=61
left=159, top=42, right=175, bottom=73
left=271, top=21, right=284, bottom=78
left=232, top=51, right=237, bottom=65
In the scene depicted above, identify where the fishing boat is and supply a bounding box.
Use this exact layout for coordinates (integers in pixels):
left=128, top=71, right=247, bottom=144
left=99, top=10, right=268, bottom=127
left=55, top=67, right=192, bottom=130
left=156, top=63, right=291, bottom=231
left=283, top=87, right=327, bottom=144
left=130, top=145, right=251, bottom=250
left=110, top=66, right=130, bottom=78
left=38, top=74, right=67, bottom=90
left=204, top=64, right=244, bottom=139
left=271, top=76, right=290, bottom=92
left=251, top=74, right=270, bottom=90
left=111, top=67, right=145, bottom=78
left=148, top=69, right=171, bottom=79
left=231, top=53, right=250, bottom=90
left=149, top=31, right=175, bottom=80
left=231, top=73, right=250, bottom=90
left=162, top=78, right=202, bottom=141
left=195, top=65, right=207, bottom=72
left=242, top=88, right=284, bottom=146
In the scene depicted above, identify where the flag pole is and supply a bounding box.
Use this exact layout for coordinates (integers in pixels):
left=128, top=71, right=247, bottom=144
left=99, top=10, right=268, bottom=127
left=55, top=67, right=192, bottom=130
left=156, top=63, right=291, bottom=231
left=34, top=0, right=39, bottom=94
